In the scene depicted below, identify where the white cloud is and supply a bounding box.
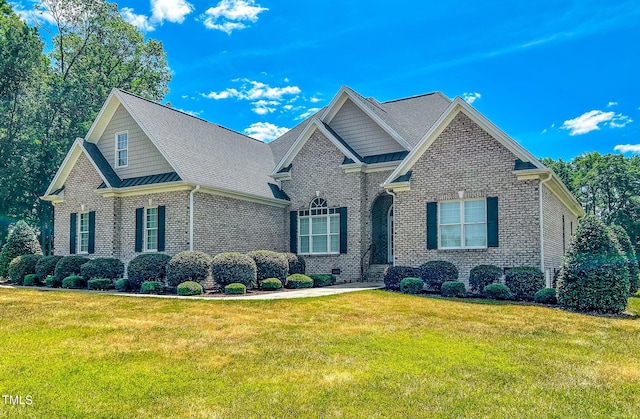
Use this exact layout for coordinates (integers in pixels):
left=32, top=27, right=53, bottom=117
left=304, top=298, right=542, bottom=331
left=614, top=144, right=640, bottom=154
left=462, top=92, right=481, bottom=104
left=151, top=0, right=194, bottom=24
left=174, top=107, right=203, bottom=117
left=202, top=0, right=267, bottom=34
left=561, top=110, right=632, bottom=135
left=202, top=80, right=300, bottom=101
left=607, top=101, right=618, bottom=107
left=541, top=128, right=547, bottom=134
left=297, top=107, right=321, bottom=120
left=251, top=100, right=279, bottom=115
left=121, top=7, right=155, bottom=32
left=309, top=97, right=322, bottom=103
left=244, top=122, right=289, bottom=142
left=11, top=1, right=56, bottom=25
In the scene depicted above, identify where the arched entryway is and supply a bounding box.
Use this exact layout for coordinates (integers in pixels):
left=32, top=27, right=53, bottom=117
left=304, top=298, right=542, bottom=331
left=371, top=194, right=393, bottom=264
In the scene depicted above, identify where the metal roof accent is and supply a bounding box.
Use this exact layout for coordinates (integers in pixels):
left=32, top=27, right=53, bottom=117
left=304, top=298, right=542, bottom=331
left=268, top=183, right=290, bottom=200
left=514, top=159, right=537, bottom=170
left=277, top=164, right=292, bottom=173
left=392, top=170, right=412, bottom=183
left=51, top=186, right=65, bottom=195
left=98, top=172, right=181, bottom=189
left=82, top=141, right=121, bottom=187
left=343, top=151, right=409, bottom=165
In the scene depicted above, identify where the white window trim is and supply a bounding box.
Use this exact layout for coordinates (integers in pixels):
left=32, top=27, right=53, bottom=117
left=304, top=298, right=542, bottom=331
left=115, top=131, right=128, bottom=168
left=78, top=212, right=90, bottom=254
left=297, top=213, right=340, bottom=256
left=144, top=206, right=158, bottom=252
left=438, top=198, right=487, bottom=250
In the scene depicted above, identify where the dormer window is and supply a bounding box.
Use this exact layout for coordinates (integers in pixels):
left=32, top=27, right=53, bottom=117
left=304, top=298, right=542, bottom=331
left=116, top=132, right=128, bottom=168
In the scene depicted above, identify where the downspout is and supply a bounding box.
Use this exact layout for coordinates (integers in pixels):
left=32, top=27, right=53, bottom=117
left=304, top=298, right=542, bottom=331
left=385, top=188, right=396, bottom=267
left=539, top=173, right=552, bottom=285
left=189, top=185, right=201, bottom=251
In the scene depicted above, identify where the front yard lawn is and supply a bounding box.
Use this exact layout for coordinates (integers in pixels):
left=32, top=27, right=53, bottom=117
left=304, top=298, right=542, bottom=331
left=1, top=289, right=639, bottom=418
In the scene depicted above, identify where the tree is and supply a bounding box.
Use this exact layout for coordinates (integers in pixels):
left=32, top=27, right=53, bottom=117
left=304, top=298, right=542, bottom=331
left=0, top=220, right=43, bottom=277
left=609, top=224, right=640, bottom=295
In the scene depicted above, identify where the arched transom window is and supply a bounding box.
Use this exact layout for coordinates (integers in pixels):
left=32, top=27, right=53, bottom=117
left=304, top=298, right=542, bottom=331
left=298, top=198, right=340, bottom=254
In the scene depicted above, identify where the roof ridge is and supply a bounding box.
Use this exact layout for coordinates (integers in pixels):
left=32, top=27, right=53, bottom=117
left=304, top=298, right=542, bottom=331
left=382, top=91, right=441, bottom=104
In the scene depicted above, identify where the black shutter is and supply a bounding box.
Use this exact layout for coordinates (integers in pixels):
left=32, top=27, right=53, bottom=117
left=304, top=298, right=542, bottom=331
left=157, top=206, right=166, bottom=252
left=487, top=197, right=499, bottom=247
left=69, top=213, right=77, bottom=254
left=289, top=211, right=297, bottom=253
left=135, top=208, right=143, bottom=252
left=426, top=202, right=438, bottom=249
left=88, top=211, right=95, bottom=254
left=338, top=207, right=347, bottom=254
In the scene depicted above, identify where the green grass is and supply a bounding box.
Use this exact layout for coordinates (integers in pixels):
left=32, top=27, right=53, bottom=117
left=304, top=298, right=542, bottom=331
left=1, top=289, right=639, bottom=418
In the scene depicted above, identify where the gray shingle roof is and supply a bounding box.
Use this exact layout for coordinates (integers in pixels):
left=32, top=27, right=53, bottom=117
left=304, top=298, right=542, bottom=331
left=115, top=90, right=280, bottom=200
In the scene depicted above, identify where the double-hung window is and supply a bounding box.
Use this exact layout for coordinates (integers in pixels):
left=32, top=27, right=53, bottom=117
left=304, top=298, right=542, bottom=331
left=298, top=198, right=340, bottom=255
left=78, top=212, right=90, bottom=254
left=439, top=199, right=487, bottom=249
left=115, top=132, right=128, bottom=168
left=145, top=207, right=158, bottom=251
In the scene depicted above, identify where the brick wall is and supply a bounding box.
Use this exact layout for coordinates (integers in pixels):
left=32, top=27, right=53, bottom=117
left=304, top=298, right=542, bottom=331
left=394, top=112, right=542, bottom=284
left=542, top=184, right=578, bottom=274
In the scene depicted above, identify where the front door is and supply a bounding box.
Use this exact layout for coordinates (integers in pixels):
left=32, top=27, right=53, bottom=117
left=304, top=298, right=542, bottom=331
left=371, top=194, right=393, bottom=264
left=387, top=205, right=393, bottom=263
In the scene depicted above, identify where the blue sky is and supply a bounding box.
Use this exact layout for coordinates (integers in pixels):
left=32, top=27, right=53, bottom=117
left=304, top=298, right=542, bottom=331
left=13, top=0, right=640, bottom=160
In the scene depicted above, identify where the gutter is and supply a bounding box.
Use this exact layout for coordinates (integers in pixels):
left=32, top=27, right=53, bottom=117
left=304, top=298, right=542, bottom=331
left=189, top=185, right=201, bottom=251
left=539, top=173, right=552, bottom=286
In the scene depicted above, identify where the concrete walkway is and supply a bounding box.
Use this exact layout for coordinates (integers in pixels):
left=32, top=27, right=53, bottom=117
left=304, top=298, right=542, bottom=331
left=0, top=282, right=384, bottom=301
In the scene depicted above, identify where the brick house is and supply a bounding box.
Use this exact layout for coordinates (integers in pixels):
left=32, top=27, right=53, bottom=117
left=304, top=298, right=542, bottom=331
left=41, top=86, right=584, bottom=286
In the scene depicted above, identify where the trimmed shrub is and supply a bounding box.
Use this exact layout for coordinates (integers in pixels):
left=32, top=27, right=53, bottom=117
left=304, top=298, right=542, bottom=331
left=224, top=283, right=246, bottom=295
left=310, top=274, right=336, bottom=287
left=23, top=274, right=38, bottom=286
left=383, top=266, right=421, bottom=290
left=504, top=266, right=545, bottom=301
left=54, top=256, right=89, bottom=283
left=285, top=274, right=313, bottom=289
left=610, top=224, right=640, bottom=295
left=247, top=250, right=288, bottom=285
left=534, top=288, right=557, bottom=304
left=115, top=278, right=128, bottom=292
left=261, top=277, right=282, bottom=290
left=557, top=216, right=629, bottom=314
left=35, top=255, right=63, bottom=282
left=420, top=261, right=458, bottom=292
left=8, top=254, right=42, bottom=284
left=177, top=281, right=204, bottom=296
left=81, top=258, right=124, bottom=281
left=127, top=254, right=171, bottom=290
left=87, top=278, right=114, bottom=290
left=441, top=281, right=466, bottom=298
left=284, top=252, right=306, bottom=275
left=483, top=283, right=513, bottom=300
left=140, top=281, right=164, bottom=294
left=166, top=251, right=212, bottom=286
left=400, top=277, right=424, bottom=294
left=469, top=264, right=502, bottom=293
left=212, top=252, right=257, bottom=288
left=45, top=275, right=59, bottom=288
left=0, top=221, right=42, bottom=277
left=62, top=275, right=86, bottom=289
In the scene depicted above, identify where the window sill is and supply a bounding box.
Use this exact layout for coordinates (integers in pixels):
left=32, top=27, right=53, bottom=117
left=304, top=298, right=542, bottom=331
left=436, top=247, right=488, bottom=251
left=298, top=253, right=340, bottom=257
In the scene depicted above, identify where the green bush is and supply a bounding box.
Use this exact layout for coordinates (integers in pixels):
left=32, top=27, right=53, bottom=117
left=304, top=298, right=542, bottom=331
left=483, top=283, right=513, bottom=300
left=87, top=278, right=114, bottom=290
left=127, top=254, right=171, bottom=290
left=441, top=281, right=466, bottom=298
left=166, top=251, right=212, bottom=286
left=285, top=274, right=313, bottom=289
left=140, top=281, right=164, bottom=294
left=8, top=254, right=42, bottom=284
left=80, top=258, right=124, bottom=281
left=284, top=252, right=306, bottom=275
left=23, top=274, right=38, bottom=286
left=557, top=216, right=629, bottom=314
left=383, top=266, right=421, bottom=290
left=246, top=250, right=288, bottom=285
left=54, top=256, right=90, bottom=283
left=504, top=266, right=545, bottom=301
left=534, top=288, right=557, bottom=304
left=212, top=252, right=257, bottom=288
left=400, top=277, right=424, bottom=294
left=610, top=224, right=640, bottom=295
left=115, top=278, right=128, bottom=292
left=177, top=281, right=204, bottom=296
left=261, top=277, right=282, bottom=290
left=62, top=275, right=86, bottom=289
left=310, top=274, right=336, bottom=287
left=45, top=275, right=59, bottom=288
left=0, top=221, right=42, bottom=277
left=420, top=261, right=458, bottom=292
left=35, top=255, right=63, bottom=282
left=469, top=264, right=502, bottom=293
left=224, top=283, right=246, bottom=295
